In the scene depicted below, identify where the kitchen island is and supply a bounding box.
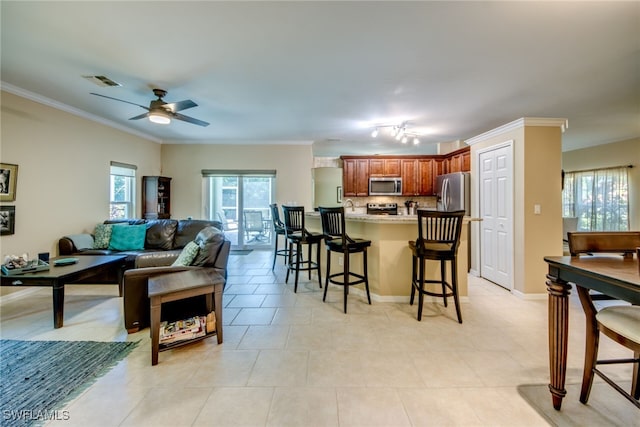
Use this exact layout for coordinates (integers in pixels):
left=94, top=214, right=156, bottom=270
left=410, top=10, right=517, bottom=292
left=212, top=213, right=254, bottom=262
left=305, top=212, right=470, bottom=300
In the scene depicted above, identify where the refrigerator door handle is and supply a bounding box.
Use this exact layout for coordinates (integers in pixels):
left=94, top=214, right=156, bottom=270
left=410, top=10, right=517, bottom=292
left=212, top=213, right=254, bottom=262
left=442, top=178, right=449, bottom=211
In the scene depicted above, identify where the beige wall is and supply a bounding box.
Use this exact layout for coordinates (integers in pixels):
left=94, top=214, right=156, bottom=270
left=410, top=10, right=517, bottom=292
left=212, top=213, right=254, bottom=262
left=469, top=123, right=563, bottom=295
left=0, top=91, right=161, bottom=276
left=522, top=126, right=564, bottom=293
left=562, top=138, right=640, bottom=230
left=161, top=144, right=314, bottom=219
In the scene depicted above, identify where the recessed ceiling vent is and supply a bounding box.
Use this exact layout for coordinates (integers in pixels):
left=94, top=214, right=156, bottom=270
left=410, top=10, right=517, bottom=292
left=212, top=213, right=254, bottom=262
left=82, top=75, right=122, bottom=87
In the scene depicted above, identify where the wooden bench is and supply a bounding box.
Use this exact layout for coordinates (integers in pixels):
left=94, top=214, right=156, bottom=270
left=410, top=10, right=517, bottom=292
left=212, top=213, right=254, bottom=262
left=568, top=231, right=640, bottom=260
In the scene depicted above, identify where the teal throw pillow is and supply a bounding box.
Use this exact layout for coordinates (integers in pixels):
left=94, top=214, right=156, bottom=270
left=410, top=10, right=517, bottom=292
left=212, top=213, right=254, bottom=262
left=171, top=241, right=200, bottom=266
left=93, top=224, right=113, bottom=249
left=108, top=224, right=146, bottom=251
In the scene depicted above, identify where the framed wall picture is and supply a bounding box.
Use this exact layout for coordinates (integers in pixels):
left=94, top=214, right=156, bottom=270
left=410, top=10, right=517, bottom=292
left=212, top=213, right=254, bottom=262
left=337, top=186, right=343, bottom=203
left=0, top=205, right=15, bottom=235
left=0, top=163, right=18, bottom=202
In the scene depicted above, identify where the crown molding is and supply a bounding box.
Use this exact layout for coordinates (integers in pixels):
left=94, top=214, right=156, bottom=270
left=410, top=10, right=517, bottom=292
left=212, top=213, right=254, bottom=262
left=1, top=81, right=162, bottom=143
left=465, top=117, right=568, bottom=146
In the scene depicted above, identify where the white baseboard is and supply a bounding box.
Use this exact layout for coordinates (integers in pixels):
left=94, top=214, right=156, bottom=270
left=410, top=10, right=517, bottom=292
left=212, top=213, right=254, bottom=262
left=511, top=289, right=547, bottom=300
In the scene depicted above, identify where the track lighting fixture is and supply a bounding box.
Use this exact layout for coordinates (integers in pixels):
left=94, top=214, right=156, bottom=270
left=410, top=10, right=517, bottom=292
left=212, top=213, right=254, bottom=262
left=370, top=121, right=422, bottom=145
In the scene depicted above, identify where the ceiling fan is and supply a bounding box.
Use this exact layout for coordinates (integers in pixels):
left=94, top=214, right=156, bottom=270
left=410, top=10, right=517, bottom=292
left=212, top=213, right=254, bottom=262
left=90, top=88, right=209, bottom=127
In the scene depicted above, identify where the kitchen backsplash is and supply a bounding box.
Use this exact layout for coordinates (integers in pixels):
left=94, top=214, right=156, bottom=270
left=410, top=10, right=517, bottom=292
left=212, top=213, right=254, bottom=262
left=342, top=195, right=437, bottom=209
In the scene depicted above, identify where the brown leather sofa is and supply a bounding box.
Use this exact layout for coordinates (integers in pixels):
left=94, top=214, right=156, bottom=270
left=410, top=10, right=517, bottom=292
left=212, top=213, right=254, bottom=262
left=58, top=219, right=224, bottom=271
left=122, top=225, right=230, bottom=333
left=58, top=219, right=231, bottom=332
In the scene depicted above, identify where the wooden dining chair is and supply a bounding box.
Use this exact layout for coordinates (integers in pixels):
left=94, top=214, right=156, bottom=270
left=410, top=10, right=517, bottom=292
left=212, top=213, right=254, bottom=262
left=576, top=287, right=640, bottom=409
left=568, top=231, right=640, bottom=259
left=568, top=231, right=640, bottom=408
left=568, top=231, right=640, bottom=301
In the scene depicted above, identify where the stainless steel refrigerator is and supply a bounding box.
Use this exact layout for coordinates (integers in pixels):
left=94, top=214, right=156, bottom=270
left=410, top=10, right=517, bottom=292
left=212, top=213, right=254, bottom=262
left=436, top=172, right=470, bottom=215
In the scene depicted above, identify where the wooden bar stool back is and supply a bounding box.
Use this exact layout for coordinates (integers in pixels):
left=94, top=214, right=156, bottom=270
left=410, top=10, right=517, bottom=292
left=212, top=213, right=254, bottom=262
left=409, top=209, right=465, bottom=322
left=319, top=206, right=371, bottom=313
left=269, top=203, right=289, bottom=270
left=282, top=205, right=323, bottom=292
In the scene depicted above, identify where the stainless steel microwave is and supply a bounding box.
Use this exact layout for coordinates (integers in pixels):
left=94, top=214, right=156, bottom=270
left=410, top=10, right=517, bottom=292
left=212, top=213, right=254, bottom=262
left=369, top=177, right=402, bottom=196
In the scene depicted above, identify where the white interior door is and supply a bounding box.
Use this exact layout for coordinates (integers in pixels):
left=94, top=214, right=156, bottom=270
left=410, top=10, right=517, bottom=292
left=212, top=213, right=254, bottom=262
left=479, top=143, right=513, bottom=290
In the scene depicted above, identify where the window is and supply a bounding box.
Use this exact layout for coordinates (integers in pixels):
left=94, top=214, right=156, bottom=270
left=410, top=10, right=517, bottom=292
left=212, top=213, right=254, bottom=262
left=110, top=162, right=136, bottom=219
left=221, top=177, right=238, bottom=221
left=562, top=166, right=629, bottom=231
left=202, top=170, right=276, bottom=249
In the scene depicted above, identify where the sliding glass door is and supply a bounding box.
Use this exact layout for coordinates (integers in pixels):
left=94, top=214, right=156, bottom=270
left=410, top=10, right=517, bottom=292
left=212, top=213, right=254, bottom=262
left=203, top=171, right=276, bottom=250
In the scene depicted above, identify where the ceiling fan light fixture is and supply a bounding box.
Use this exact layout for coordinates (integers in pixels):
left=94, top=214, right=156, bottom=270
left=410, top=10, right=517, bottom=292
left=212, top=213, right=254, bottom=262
left=148, top=110, right=171, bottom=125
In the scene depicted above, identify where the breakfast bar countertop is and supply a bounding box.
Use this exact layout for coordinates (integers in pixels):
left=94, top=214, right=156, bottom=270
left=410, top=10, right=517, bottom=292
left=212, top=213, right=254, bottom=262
left=304, top=211, right=472, bottom=298
left=306, top=210, right=475, bottom=224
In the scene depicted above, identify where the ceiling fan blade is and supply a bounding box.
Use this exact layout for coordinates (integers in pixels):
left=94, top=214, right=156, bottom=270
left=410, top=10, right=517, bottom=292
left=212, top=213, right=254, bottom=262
left=90, top=92, right=149, bottom=110
left=164, top=99, right=197, bottom=112
left=174, top=113, right=209, bottom=127
left=129, top=112, right=150, bottom=120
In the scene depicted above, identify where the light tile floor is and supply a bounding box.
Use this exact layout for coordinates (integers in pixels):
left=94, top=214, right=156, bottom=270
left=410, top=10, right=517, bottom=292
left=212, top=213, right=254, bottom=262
left=1, top=249, right=638, bottom=426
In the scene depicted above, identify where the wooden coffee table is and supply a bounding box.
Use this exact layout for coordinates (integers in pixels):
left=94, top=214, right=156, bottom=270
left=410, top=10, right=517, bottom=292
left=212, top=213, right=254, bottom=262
left=1, top=255, right=126, bottom=328
left=148, top=269, right=225, bottom=365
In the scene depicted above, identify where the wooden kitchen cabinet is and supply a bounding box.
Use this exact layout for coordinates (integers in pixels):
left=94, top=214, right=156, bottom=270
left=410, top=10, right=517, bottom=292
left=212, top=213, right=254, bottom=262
left=462, top=150, right=471, bottom=172
left=402, top=159, right=436, bottom=196
left=432, top=158, right=445, bottom=194
left=448, top=154, right=462, bottom=173
left=342, top=159, right=369, bottom=196
left=369, top=158, right=401, bottom=177
left=417, top=159, right=434, bottom=195
left=401, top=159, right=418, bottom=195
left=340, top=148, right=468, bottom=197
left=443, top=147, right=471, bottom=174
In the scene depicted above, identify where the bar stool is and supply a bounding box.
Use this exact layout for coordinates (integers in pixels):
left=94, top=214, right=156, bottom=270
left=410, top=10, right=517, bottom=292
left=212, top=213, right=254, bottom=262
left=408, top=209, right=465, bottom=323
left=319, top=207, right=371, bottom=313
left=281, top=205, right=323, bottom=292
left=269, top=203, right=288, bottom=270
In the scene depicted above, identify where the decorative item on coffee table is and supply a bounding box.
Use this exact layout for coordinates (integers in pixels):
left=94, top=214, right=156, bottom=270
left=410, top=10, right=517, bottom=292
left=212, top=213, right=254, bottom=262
left=2, top=253, right=49, bottom=275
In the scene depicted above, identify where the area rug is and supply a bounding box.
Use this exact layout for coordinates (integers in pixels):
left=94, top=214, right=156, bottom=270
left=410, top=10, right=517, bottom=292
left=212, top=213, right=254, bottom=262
left=517, top=381, right=638, bottom=426
left=0, top=339, right=138, bottom=427
left=230, top=249, right=253, bottom=255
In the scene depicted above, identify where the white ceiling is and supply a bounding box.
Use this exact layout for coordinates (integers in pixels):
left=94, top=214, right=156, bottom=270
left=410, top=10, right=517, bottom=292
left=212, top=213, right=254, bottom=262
left=1, top=1, right=639, bottom=157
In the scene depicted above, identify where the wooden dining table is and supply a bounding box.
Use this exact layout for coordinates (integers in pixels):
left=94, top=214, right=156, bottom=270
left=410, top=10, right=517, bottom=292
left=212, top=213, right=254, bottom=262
left=544, top=254, right=640, bottom=410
